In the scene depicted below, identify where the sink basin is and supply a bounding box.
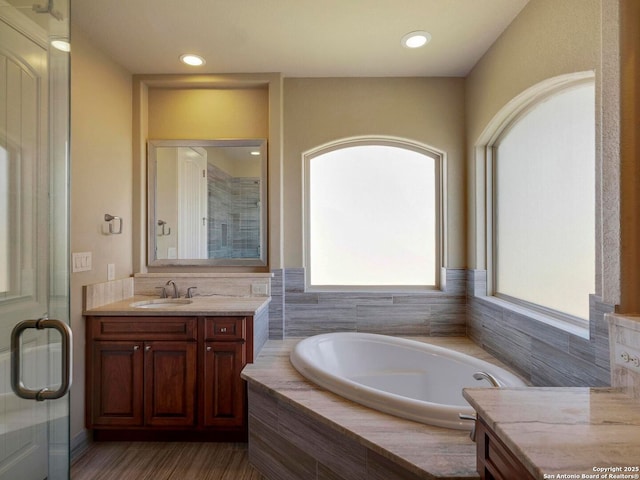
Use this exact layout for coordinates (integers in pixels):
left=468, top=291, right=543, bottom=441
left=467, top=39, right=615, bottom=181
left=130, top=299, right=193, bottom=309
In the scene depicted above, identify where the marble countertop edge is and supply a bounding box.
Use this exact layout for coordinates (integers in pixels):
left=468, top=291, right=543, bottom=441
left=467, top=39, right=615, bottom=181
left=463, top=387, right=640, bottom=479
left=83, top=294, right=270, bottom=316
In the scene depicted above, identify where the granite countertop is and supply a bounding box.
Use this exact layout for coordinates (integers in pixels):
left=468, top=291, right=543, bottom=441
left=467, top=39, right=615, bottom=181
left=83, top=294, right=270, bottom=317
left=463, top=387, right=640, bottom=480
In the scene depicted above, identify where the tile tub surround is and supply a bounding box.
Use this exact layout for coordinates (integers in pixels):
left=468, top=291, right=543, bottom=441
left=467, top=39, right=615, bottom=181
left=608, top=314, right=640, bottom=398
left=269, top=267, right=613, bottom=389
left=241, top=337, right=525, bottom=480
left=463, top=387, right=640, bottom=479
left=270, top=268, right=467, bottom=339
left=467, top=270, right=613, bottom=387
left=268, top=269, right=284, bottom=339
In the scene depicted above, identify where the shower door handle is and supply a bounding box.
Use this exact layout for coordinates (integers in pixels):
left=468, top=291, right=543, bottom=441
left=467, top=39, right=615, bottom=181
left=11, top=317, right=73, bottom=401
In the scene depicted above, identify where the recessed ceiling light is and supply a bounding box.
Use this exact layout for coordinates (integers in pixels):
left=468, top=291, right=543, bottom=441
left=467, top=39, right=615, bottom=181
left=250, top=151, right=261, bottom=156
left=51, top=40, right=71, bottom=52
left=401, top=31, right=432, bottom=49
left=180, top=54, right=206, bottom=66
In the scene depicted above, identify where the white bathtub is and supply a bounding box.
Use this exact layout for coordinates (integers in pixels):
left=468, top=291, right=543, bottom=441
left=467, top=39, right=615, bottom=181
left=290, top=332, right=526, bottom=430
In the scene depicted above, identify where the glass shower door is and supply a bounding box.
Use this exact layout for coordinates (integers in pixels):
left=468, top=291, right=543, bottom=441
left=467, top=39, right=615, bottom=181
left=0, top=0, right=70, bottom=478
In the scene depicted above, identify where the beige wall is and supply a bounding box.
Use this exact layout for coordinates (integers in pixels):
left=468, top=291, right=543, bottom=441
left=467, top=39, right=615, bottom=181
left=465, top=0, right=601, bottom=268
left=70, top=26, right=133, bottom=444
left=282, top=77, right=466, bottom=268
left=147, top=87, right=268, bottom=139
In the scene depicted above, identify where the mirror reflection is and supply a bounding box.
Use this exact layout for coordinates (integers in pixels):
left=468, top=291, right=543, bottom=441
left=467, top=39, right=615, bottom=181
left=148, top=139, right=267, bottom=266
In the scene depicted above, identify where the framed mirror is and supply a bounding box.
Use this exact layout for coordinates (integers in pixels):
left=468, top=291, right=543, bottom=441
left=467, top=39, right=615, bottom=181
left=147, top=139, right=267, bottom=266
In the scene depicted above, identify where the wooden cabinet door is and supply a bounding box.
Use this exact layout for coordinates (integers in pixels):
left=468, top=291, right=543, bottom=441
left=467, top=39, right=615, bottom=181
left=202, top=342, right=246, bottom=427
left=143, top=341, right=197, bottom=427
left=476, top=417, right=535, bottom=480
left=90, top=341, right=143, bottom=426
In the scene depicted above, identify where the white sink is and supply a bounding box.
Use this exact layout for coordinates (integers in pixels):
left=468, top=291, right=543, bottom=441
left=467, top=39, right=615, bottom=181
left=130, top=299, right=193, bottom=309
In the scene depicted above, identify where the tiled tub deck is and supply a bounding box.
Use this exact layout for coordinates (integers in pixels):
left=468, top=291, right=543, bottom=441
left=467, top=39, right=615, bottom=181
left=241, top=337, right=525, bottom=480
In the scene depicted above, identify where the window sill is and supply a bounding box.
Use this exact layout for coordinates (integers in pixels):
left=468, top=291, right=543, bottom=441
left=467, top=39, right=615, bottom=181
left=305, top=285, right=442, bottom=294
left=474, top=295, right=590, bottom=340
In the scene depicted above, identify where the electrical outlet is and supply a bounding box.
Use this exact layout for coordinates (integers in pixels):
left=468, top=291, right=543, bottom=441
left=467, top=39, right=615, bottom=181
left=107, top=263, right=115, bottom=281
left=614, top=342, right=640, bottom=373
left=72, top=252, right=92, bottom=272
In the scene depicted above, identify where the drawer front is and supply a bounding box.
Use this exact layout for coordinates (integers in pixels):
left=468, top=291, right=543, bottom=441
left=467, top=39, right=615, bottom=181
left=204, top=317, right=246, bottom=341
left=89, top=316, right=197, bottom=341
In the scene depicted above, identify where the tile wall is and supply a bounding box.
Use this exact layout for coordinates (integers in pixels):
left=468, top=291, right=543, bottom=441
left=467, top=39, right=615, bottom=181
left=267, top=267, right=615, bottom=388
left=207, top=163, right=261, bottom=259
left=268, top=268, right=467, bottom=339
left=467, top=270, right=613, bottom=387
left=269, top=269, right=285, bottom=339
left=230, top=177, right=261, bottom=258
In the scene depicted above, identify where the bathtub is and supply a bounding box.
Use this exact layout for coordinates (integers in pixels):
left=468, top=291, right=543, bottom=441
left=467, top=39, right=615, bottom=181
left=290, top=332, right=526, bottom=430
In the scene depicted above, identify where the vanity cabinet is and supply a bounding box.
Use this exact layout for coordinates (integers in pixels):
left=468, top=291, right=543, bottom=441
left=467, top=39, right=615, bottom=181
left=87, top=317, right=197, bottom=428
left=476, top=416, right=535, bottom=480
left=202, top=317, right=247, bottom=427
left=86, top=315, right=252, bottom=441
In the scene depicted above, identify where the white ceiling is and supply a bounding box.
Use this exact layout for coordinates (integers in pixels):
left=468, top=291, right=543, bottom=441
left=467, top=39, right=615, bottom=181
left=71, top=0, right=529, bottom=77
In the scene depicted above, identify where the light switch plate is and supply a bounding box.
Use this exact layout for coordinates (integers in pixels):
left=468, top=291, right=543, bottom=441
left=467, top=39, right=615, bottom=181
left=107, top=263, right=115, bottom=281
left=72, top=252, right=92, bottom=272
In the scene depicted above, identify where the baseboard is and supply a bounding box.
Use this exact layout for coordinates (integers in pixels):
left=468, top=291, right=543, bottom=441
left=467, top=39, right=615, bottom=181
left=70, top=429, right=90, bottom=463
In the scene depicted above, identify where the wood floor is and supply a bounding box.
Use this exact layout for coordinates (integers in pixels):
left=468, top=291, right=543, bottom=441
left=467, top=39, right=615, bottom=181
left=71, top=442, right=266, bottom=480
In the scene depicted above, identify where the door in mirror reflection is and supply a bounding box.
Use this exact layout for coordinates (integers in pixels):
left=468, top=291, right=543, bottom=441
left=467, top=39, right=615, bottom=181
left=156, top=147, right=208, bottom=259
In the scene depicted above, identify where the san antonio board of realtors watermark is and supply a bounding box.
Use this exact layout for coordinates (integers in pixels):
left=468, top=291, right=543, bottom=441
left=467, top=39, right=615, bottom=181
left=544, top=466, right=640, bottom=479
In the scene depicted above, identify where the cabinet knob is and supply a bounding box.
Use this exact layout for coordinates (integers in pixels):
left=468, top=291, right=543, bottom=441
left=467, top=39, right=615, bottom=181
left=145, top=345, right=151, bottom=351
left=220, top=327, right=227, bottom=333
left=133, top=345, right=140, bottom=351
left=206, top=346, right=212, bottom=352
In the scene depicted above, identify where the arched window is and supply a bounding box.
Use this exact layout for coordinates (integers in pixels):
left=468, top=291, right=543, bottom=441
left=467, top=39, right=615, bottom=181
left=303, top=138, right=443, bottom=290
left=492, top=79, right=595, bottom=321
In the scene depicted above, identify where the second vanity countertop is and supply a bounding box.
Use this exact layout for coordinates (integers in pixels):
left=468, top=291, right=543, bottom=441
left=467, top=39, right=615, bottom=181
left=463, top=387, right=640, bottom=479
left=83, top=295, right=270, bottom=317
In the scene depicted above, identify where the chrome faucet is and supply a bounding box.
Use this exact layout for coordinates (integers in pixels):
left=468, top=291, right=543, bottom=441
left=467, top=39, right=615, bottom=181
left=165, top=280, right=178, bottom=298
left=473, top=371, right=504, bottom=387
